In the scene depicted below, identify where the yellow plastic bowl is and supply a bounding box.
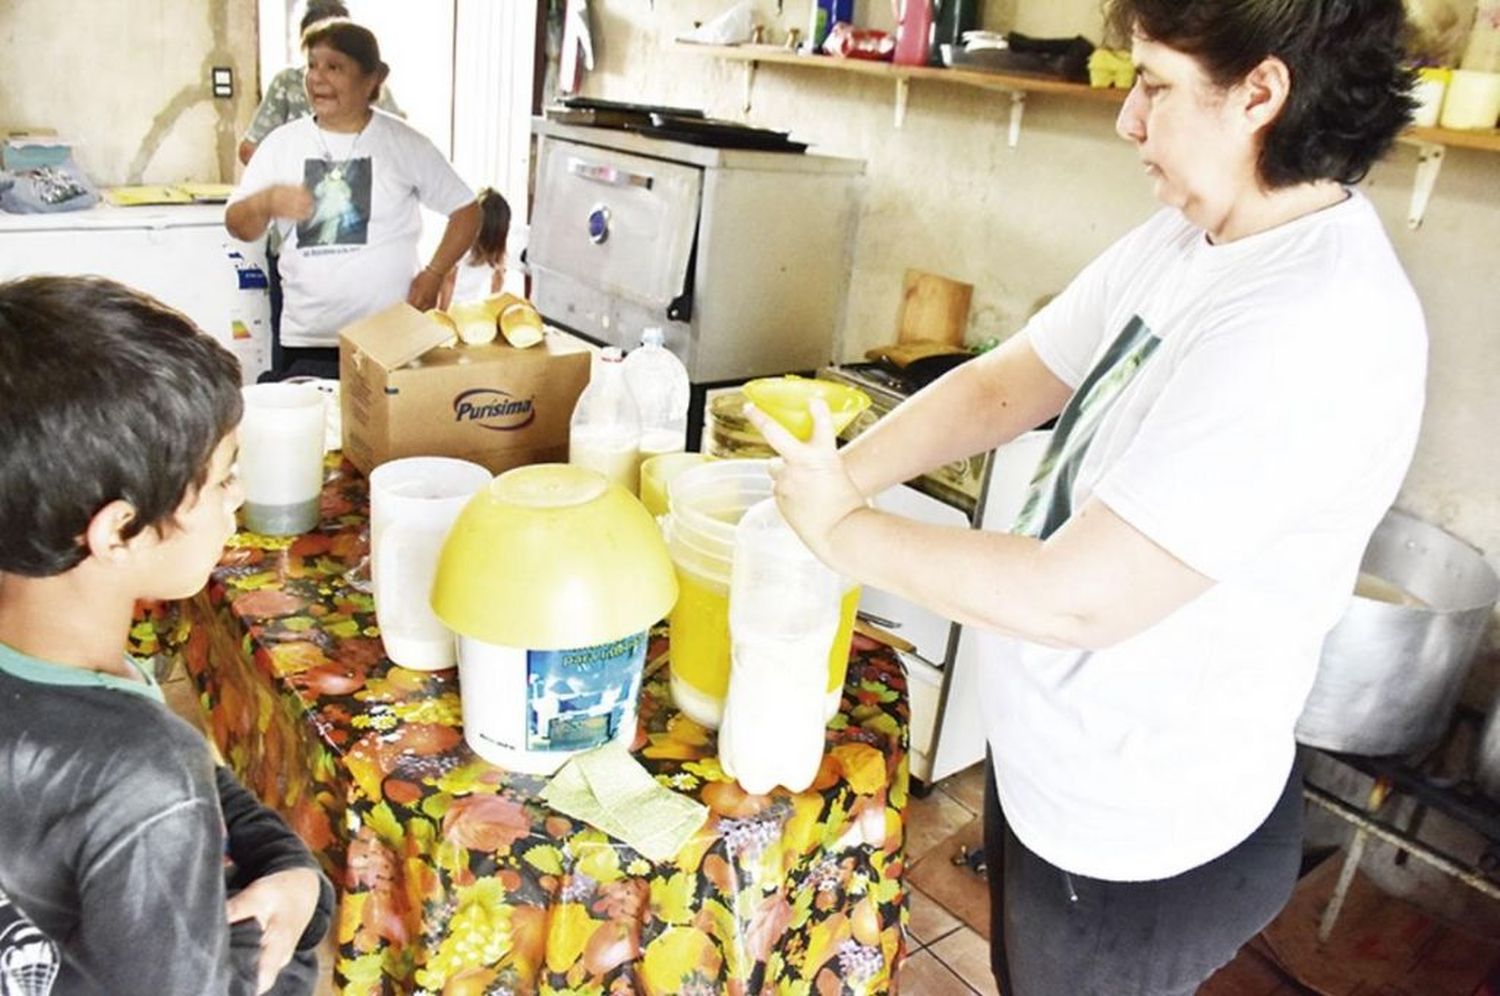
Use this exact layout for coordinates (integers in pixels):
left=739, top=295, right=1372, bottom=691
left=430, top=464, right=678, bottom=649
left=741, top=376, right=871, bottom=442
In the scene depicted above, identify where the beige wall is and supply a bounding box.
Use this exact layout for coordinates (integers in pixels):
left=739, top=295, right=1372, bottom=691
left=0, top=0, right=259, bottom=184
left=590, top=1, right=1500, bottom=675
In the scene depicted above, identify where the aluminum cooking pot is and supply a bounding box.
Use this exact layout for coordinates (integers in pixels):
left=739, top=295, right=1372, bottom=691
left=1478, top=702, right=1500, bottom=800
left=1295, top=509, right=1499, bottom=757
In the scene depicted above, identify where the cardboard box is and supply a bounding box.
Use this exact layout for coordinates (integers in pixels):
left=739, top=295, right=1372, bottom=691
left=340, top=303, right=590, bottom=477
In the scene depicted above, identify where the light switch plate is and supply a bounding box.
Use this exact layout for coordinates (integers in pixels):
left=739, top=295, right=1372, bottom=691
left=211, top=66, right=233, bottom=98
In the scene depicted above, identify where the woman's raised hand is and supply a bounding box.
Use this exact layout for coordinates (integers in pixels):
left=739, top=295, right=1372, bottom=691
left=743, top=396, right=866, bottom=566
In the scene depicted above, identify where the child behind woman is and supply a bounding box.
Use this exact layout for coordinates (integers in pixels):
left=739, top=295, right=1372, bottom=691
left=439, top=186, right=512, bottom=309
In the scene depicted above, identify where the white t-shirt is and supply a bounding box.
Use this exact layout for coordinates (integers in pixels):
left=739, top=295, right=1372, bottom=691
left=230, top=110, right=473, bottom=347
left=450, top=259, right=497, bottom=304
left=983, top=190, right=1426, bottom=881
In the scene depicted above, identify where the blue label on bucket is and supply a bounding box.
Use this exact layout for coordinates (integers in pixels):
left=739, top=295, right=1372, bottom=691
left=525, top=632, right=647, bottom=752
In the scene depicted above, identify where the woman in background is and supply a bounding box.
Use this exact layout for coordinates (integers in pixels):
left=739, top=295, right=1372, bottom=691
left=226, top=19, right=478, bottom=379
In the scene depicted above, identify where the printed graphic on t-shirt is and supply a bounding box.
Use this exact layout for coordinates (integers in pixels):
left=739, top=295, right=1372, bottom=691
left=297, top=157, right=371, bottom=250
left=1014, top=315, right=1160, bottom=540
left=0, top=888, right=59, bottom=996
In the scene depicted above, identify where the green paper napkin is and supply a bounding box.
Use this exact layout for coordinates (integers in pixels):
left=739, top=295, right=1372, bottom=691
left=541, top=743, right=709, bottom=862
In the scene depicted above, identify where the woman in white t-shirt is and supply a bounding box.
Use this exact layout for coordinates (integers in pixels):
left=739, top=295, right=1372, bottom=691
left=226, top=19, right=479, bottom=379
left=747, top=1, right=1426, bottom=993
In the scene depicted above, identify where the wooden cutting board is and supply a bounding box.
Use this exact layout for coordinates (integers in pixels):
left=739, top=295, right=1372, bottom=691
left=897, top=269, right=973, bottom=347
left=865, top=339, right=971, bottom=369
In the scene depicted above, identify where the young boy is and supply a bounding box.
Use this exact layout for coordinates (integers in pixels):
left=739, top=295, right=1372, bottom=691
left=0, top=276, right=332, bottom=995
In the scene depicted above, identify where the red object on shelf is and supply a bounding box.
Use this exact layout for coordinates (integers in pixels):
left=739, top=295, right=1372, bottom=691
left=892, top=0, right=934, bottom=66
left=823, top=23, right=895, bottom=61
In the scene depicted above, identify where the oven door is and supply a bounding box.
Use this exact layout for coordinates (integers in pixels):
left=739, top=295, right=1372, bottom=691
left=530, top=138, right=701, bottom=346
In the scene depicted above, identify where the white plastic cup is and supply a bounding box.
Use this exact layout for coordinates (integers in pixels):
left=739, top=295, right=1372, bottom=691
left=370, top=457, right=493, bottom=670
left=1440, top=69, right=1500, bottom=129
left=239, top=382, right=326, bottom=535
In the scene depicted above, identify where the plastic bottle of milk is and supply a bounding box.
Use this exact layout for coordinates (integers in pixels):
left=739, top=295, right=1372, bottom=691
left=719, top=498, right=841, bottom=795
left=622, top=327, right=691, bottom=458
left=569, top=347, right=642, bottom=494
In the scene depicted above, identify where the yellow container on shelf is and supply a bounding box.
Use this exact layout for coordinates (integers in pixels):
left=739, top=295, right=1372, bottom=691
left=664, top=459, right=857, bottom=728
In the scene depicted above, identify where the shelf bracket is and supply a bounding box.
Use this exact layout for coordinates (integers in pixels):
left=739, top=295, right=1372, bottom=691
left=893, top=77, right=910, bottom=129
left=742, top=60, right=759, bottom=113
left=1007, top=91, right=1026, bottom=149
left=1407, top=141, right=1444, bottom=230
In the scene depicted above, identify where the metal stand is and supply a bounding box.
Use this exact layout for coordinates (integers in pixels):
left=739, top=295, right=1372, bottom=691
left=1307, top=720, right=1500, bottom=941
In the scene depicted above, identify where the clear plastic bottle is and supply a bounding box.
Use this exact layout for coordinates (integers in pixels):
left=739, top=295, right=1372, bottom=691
left=622, top=327, right=691, bottom=459
left=569, top=347, right=642, bottom=495
left=718, top=498, right=841, bottom=795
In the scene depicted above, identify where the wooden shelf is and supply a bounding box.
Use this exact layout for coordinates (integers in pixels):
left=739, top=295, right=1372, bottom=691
left=682, top=42, right=1125, bottom=101
left=1403, top=124, right=1500, bottom=154
left=680, top=42, right=1500, bottom=229
left=679, top=42, right=1126, bottom=144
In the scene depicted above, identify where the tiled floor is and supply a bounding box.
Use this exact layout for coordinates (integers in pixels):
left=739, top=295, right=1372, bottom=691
left=898, top=764, right=999, bottom=994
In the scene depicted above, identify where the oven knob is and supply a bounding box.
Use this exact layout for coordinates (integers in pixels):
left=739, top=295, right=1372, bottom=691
left=587, top=205, right=611, bottom=244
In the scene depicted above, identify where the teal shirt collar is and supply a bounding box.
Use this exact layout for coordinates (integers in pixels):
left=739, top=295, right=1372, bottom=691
left=0, top=640, right=164, bottom=703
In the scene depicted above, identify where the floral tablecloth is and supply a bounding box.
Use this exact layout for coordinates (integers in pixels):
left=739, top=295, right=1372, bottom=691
left=145, top=458, right=912, bottom=995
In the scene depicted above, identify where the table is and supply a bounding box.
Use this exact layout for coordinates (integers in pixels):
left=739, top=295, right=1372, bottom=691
left=141, top=459, right=912, bottom=995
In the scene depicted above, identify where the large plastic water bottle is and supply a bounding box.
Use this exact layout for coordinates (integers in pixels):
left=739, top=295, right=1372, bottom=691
left=718, top=497, right=842, bottom=794
left=622, top=327, right=691, bottom=459
left=569, top=347, right=642, bottom=495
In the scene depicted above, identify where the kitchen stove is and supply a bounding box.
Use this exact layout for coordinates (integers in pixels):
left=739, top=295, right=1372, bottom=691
left=819, top=363, right=991, bottom=520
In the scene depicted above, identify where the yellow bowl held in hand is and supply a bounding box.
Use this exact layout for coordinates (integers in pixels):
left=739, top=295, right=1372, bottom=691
left=742, top=375, right=871, bottom=442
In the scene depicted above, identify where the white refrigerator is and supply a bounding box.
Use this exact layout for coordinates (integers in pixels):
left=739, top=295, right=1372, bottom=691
left=0, top=203, right=271, bottom=383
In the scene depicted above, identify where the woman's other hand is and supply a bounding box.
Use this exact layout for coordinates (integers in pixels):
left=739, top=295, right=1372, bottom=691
left=225, top=184, right=314, bottom=242
left=407, top=267, right=445, bottom=311
left=743, top=397, right=865, bottom=567
left=262, top=184, right=314, bottom=222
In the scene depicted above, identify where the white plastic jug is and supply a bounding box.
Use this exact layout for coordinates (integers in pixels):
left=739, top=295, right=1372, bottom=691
left=369, top=457, right=493, bottom=670
left=719, top=498, right=841, bottom=794
left=569, top=347, right=643, bottom=494
left=623, top=327, right=691, bottom=459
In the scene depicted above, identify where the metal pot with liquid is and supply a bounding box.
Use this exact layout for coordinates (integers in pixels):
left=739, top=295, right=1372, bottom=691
left=1295, top=509, right=1499, bottom=757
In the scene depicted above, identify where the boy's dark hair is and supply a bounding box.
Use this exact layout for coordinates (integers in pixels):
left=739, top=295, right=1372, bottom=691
left=1105, top=0, right=1416, bottom=188
left=302, top=19, right=389, bottom=90
left=468, top=187, right=512, bottom=269
left=301, top=0, right=350, bottom=35
left=0, top=276, right=243, bottom=577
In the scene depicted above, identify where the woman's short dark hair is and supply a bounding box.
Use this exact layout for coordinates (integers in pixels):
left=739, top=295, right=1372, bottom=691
left=302, top=18, right=389, bottom=90
left=469, top=187, right=513, bottom=269
left=301, top=0, right=350, bottom=35
left=1105, top=0, right=1416, bottom=187
left=0, top=276, right=243, bottom=577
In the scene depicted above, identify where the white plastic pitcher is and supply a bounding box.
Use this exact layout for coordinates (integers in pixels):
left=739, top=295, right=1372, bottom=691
left=239, top=382, right=326, bottom=535
left=719, top=498, right=842, bottom=794
left=370, top=457, right=492, bottom=670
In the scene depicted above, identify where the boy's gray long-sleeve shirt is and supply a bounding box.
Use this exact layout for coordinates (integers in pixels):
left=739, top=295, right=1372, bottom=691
left=0, top=647, right=326, bottom=995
